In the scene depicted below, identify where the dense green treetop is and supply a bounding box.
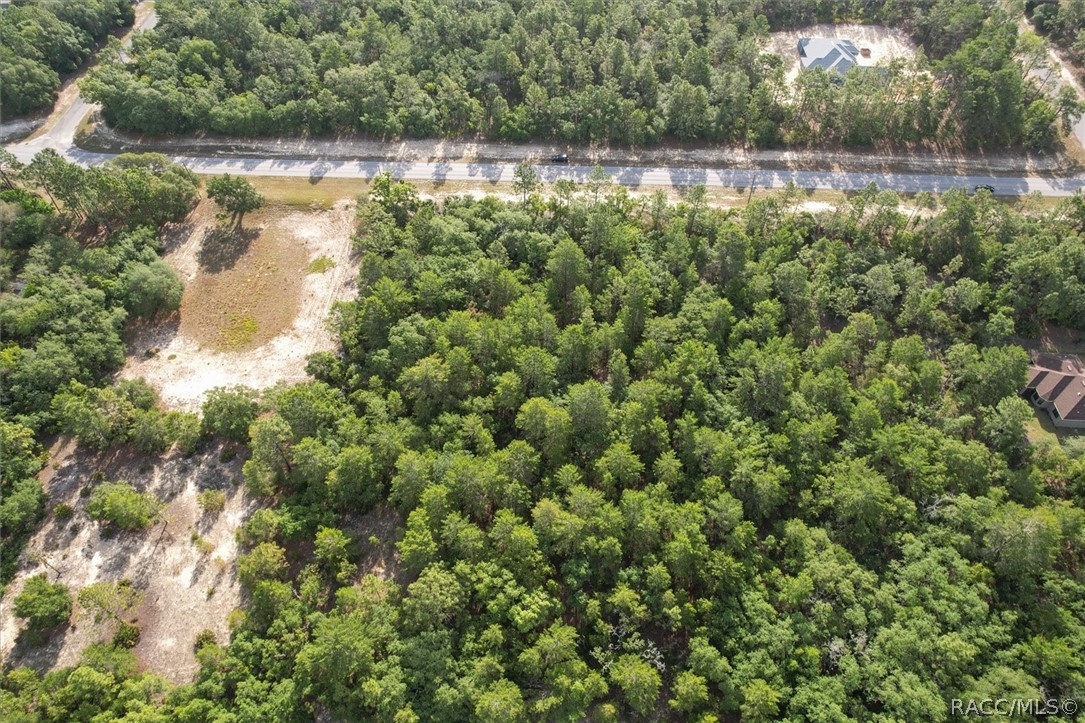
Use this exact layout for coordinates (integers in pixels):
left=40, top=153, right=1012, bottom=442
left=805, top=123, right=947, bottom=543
left=7, top=174, right=1085, bottom=720
left=0, top=0, right=134, bottom=116
left=77, top=0, right=1077, bottom=148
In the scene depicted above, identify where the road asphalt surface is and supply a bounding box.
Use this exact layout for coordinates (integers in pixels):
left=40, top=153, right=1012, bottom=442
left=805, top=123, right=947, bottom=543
left=4, top=7, right=1085, bottom=198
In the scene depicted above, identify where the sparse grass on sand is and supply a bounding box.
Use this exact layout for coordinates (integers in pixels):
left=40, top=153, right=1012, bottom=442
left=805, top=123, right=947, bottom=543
left=244, top=177, right=368, bottom=208
left=220, top=313, right=258, bottom=349
left=307, top=256, right=336, bottom=274
left=180, top=210, right=307, bottom=352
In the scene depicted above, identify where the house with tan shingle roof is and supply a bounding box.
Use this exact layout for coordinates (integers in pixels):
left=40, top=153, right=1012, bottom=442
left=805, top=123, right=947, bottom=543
left=1023, top=353, right=1085, bottom=429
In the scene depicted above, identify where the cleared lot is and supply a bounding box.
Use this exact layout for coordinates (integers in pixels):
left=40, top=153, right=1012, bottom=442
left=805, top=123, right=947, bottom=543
left=121, top=199, right=358, bottom=412
left=0, top=439, right=254, bottom=683
left=768, top=24, right=918, bottom=84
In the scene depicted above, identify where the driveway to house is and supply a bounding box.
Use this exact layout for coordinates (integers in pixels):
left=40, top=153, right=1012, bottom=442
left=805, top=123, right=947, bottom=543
left=5, top=7, right=1085, bottom=197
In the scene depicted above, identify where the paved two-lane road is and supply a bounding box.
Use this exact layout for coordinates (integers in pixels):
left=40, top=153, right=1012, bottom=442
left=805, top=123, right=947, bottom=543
left=99, top=150, right=1085, bottom=197
left=4, top=5, right=1084, bottom=198
left=12, top=121, right=1084, bottom=198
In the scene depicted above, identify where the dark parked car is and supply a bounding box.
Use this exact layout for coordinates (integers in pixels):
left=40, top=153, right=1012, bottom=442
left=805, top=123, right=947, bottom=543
left=550, top=154, right=569, bottom=163
left=973, top=184, right=995, bottom=194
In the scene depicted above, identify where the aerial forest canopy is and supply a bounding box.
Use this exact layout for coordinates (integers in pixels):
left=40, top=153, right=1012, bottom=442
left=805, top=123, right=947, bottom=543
left=0, top=151, right=198, bottom=583
left=0, top=0, right=134, bottom=116
left=77, top=0, right=1075, bottom=148
left=4, top=166, right=1085, bottom=719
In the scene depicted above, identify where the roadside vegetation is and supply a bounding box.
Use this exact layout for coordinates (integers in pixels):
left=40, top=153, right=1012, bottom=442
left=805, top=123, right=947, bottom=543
left=78, top=0, right=1083, bottom=149
left=1030, top=0, right=1085, bottom=77
left=4, top=163, right=1085, bottom=719
left=0, top=151, right=198, bottom=582
left=0, top=0, right=134, bottom=117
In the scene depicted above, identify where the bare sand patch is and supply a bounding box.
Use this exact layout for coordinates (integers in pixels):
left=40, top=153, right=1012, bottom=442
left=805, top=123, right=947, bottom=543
left=121, top=199, right=358, bottom=412
left=0, top=438, right=256, bottom=683
left=768, top=24, right=917, bottom=85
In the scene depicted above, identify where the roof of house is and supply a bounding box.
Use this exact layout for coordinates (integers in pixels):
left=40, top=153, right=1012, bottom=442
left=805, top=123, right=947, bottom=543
left=797, top=38, right=861, bottom=74
left=1025, top=354, right=1085, bottom=422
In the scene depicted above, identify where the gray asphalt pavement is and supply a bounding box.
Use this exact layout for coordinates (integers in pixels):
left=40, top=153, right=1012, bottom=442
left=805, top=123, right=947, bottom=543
left=5, top=142, right=1080, bottom=197
left=4, top=7, right=1084, bottom=198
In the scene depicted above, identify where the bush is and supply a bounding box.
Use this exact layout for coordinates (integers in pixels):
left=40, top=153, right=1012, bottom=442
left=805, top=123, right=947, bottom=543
left=201, top=387, right=259, bottom=443
left=13, top=575, right=72, bottom=631
left=193, top=628, right=217, bottom=651
left=197, top=489, right=227, bottom=515
left=112, top=621, right=141, bottom=648
left=121, top=260, right=183, bottom=318
left=236, top=508, right=285, bottom=546
left=237, top=542, right=288, bottom=589
left=54, top=503, right=73, bottom=520
left=192, top=535, right=215, bottom=555
left=86, top=482, right=163, bottom=530
left=164, top=411, right=202, bottom=455
left=129, top=409, right=170, bottom=454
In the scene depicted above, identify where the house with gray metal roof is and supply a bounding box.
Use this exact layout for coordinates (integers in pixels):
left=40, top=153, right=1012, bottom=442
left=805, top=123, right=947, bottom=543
left=797, top=38, right=862, bottom=74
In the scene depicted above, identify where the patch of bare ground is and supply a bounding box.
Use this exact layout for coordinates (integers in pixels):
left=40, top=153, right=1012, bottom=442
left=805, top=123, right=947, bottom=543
left=341, top=504, right=407, bottom=588
left=0, top=437, right=258, bottom=683
left=183, top=221, right=306, bottom=351
left=121, top=199, right=358, bottom=412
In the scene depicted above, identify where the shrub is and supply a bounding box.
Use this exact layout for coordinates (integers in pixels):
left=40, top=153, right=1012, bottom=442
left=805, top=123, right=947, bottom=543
left=307, top=256, right=335, bottom=273
left=78, top=579, right=142, bottom=624
left=86, top=482, right=163, bottom=530
left=54, top=503, right=73, bottom=520
left=129, top=409, right=170, bottom=454
left=112, top=621, right=141, bottom=648
left=197, top=489, right=227, bottom=515
left=164, top=411, right=203, bottom=455
left=201, top=387, right=259, bottom=443
left=193, top=628, right=217, bottom=651
left=237, top=542, right=288, bottom=589
left=13, top=575, right=72, bottom=631
left=236, top=508, right=285, bottom=546
left=192, top=535, right=215, bottom=556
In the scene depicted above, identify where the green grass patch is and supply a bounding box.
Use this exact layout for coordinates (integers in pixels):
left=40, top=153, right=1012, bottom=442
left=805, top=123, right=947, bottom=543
left=1025, top=413, right=1061, bottom=448
left=221, top=313, right=258, bottom=349
left=308, top=256, right=336, bottom=274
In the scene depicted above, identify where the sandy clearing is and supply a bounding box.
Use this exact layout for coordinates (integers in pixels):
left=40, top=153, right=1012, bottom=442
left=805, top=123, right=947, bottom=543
left=768, top=24, right=918, bottom=85
left=180, top=221, right=308, bottom=352
left=0, top=439, right=257, bottom=683
left=121, top=200, right=358, bottom=412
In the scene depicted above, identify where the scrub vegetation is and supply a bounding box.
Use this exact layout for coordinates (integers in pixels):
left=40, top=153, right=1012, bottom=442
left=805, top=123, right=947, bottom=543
left=76, top=0, right=1084, bottom=149
left=4, top=164, right=1085, bottom=720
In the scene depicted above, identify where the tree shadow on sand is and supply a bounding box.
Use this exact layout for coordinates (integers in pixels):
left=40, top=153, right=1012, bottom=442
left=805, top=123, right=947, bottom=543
left=196, top=226, right=259, bottom=273
left=8, top=623, right=69, bottom=673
